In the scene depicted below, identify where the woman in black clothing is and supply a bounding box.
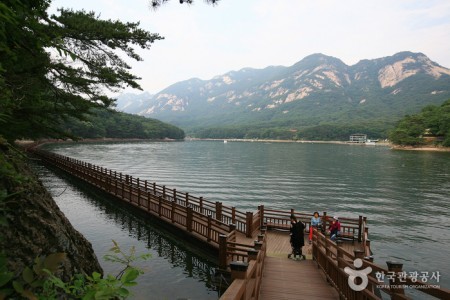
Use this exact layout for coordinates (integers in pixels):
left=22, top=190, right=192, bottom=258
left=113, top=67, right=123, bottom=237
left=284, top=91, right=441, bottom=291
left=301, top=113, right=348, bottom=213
left=288, top=214, right=306, bottom=260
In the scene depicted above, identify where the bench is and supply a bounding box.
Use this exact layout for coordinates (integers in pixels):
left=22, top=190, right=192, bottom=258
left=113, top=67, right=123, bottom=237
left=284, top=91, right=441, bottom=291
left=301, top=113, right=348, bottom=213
left=265, top=221, right=310, bottom=233
left=337, top=231, right=356, bottom=243
left=265, top=221, right=290, bottom=231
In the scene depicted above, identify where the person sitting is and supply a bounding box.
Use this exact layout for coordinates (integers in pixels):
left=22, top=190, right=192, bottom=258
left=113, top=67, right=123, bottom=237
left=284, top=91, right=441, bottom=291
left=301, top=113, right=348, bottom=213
left=309, top=211, right=322, bottom=244
left=328, top=216, right=341, bottom=241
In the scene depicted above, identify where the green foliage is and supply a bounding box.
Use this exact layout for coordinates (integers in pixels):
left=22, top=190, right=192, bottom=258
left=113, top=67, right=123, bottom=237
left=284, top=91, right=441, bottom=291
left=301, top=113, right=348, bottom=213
left=138, top=52, right=450, bottom=140
left=0, top=192, right=14, bottom=300
left=389, top=99, right=450, bottom=146
left=0, top=0, right=163, bottom=142
left=192, top=119, right=394, bottom=141
left=62, top=109, right=185, bottom=140
left=0, top=241, right=150, bottom=299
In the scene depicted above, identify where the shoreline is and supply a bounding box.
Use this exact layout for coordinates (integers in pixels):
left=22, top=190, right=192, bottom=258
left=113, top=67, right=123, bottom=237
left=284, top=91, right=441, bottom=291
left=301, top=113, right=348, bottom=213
left=193, top=138, right=450, bottom=152
left=18, top=138, right=450, bottom=152
left=390, top=145, right=450, bottom=152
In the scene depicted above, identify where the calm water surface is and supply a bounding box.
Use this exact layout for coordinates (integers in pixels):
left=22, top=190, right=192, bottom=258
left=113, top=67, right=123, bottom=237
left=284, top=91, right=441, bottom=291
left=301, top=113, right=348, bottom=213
left=39, top=141, right=450, bottom=297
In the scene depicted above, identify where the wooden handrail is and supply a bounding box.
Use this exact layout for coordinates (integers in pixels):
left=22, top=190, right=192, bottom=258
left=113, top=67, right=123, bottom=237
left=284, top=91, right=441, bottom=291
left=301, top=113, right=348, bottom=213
left=31, top=149, right=230, bottom=247
left=220, top=233, right=267, bottom=300
left=31, top=148, right=449, bottom=299
left=312, top=229, right=450, bottom=300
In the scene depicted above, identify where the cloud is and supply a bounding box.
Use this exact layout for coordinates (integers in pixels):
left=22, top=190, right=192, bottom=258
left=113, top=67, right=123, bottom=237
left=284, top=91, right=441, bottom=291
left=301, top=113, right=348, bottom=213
left=51, top=0, right=450, bottom=93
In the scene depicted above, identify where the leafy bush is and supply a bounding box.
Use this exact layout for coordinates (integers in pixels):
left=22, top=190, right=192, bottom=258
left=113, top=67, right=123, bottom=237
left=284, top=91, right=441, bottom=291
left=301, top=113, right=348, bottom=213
left=0, top=241, right=150, bottom=299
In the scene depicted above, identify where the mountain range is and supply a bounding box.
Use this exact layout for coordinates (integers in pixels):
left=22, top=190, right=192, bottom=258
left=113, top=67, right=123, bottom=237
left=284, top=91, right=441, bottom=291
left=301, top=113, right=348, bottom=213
left=116, top=51, right=450, bottom=139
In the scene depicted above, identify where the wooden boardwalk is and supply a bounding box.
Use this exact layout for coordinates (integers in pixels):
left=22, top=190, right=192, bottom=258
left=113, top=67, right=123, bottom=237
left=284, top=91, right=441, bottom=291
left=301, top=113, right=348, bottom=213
left=259, top=257, right=339, bottom=300
left=261, top=230, right=340, bottom=300
left=238, top=229, right=344, bottom=299
left=31, top=148, right=450, bottom=300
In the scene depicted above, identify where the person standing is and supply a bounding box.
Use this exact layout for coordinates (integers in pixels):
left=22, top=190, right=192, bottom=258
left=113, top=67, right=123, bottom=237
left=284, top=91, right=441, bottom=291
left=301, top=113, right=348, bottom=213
left=288, top=214, right=306, bottom=260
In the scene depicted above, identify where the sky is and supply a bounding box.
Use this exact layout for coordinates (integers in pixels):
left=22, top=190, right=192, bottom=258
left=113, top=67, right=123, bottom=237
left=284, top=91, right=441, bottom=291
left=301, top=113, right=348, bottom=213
left=50, top=0, right=450, bottom=95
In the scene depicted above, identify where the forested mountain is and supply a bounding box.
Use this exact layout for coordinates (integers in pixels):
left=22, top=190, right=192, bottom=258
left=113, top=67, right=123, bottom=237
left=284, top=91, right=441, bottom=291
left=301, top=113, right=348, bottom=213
left=62, top=110, right=185, bottom=140
left=389, top=99, right=450, bottom=146
left=117, top=52, right=450, bottom=139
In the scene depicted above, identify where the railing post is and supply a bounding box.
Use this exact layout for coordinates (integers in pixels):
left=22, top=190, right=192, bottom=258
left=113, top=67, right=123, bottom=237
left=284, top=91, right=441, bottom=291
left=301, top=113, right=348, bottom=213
left=259, top=205, right=264, bottom=228
left=246, top=212, right=253, bottom=238
left=199, top=197, right=204, bottom=214
left=185, top=192, right=189, bottom=208
left=322, top=211, right=327, bottom=229
left=158, top=196, right=162, bottom=217
left=232, top=207, right=236, bottom=223
left=325, top=238, right=332, bottom=277
left=336, top=240, right=345, bottom=268
left=248, top=249, right=258, bottom=261
left=207, top=214, right=212, bottom=242
left=257, top=234, right=264, bottom=242
left=147, top=192, right=151, bottom=212
left=125, top=175, right=129, bottom=185
left=137, top=188, right=141, bottom=207
left=230, top=261, right=248, bottom=280
left=365, top=239, right=373, bottom=262
left=145, top=180, right=148, bottom=190
left=215, top=202, right=223, bottom=221
left=186, top=207, right=193, bottom=232
left=153, top=182, right=156, bottom=194
left=386, top=261, right=405, bottom=299
left=229, top=223, right=236, bottom=233
left=358, top=215, right=363, bottom=242
left=171, top=200, right=176, bottom=223
left=218, top=234, right=228, bottom=269
left=254, top=241, right=262, bottom=250
left=162, top=185, right=166, bottom=198
left=173, top=188, right=177, bottom=203
left=354, top=249, right=364, bottom=260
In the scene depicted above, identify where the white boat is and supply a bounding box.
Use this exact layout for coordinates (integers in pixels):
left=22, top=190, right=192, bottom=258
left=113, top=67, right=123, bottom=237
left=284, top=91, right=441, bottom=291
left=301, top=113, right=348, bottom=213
left=224, top=140, right=228, bottom=143
left=365, top=139, right=377, bottom=146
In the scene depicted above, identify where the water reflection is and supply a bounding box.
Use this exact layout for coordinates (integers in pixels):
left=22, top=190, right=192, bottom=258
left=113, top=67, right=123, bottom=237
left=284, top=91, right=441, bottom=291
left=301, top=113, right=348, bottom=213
left=39, top=141, right=450, bottom=293
left=33, top=163, right=223, bottom=300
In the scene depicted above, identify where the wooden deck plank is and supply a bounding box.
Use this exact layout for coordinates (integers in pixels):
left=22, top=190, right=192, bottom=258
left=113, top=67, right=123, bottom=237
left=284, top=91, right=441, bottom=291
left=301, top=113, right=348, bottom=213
left=259, top=257, right=339, bottom=300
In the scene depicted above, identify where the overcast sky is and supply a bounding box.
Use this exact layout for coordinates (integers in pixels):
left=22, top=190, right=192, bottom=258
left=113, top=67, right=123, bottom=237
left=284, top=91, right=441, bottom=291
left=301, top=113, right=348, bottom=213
left=50, top=0, right=450, bottom=94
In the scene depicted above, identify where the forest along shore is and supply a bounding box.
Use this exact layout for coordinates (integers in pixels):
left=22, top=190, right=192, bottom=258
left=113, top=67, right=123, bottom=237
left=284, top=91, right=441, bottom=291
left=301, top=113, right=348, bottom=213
left=18, top=138, right=450, bottom=152
left=195, top=138, right=450, bottom=152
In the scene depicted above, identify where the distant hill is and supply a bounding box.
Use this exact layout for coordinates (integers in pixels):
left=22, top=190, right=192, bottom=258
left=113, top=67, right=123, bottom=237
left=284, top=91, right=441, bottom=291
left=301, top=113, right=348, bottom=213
left=116, top=52, right=450, bottom=139
left=63, top=109, right=185, bottom=140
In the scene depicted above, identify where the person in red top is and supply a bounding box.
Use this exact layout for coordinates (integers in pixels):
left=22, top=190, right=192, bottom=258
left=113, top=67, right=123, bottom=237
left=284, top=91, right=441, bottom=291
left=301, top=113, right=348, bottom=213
left=328, top=216, right=341, bottom=241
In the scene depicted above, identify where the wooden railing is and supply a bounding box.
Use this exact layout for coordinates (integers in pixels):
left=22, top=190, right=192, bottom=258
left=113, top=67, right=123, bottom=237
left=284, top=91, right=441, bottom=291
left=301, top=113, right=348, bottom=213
left=31, top=149, right=233, bottom=246
left=259, top=206, right=364, bottom=242
left=312, top=229, right=450, bottom=300
left=32, top=148, right=449, bottom=299
left=219, top=231, right=267, bottom=300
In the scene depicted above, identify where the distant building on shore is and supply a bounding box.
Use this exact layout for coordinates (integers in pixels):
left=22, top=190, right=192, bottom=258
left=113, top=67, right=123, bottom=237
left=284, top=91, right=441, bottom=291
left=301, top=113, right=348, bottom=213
left=349, top=134, right=367, bottom=143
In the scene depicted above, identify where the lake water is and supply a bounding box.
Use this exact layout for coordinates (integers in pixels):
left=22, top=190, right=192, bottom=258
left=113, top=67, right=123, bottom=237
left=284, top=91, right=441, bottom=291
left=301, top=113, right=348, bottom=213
left=37, top=140, right=450, bottom=298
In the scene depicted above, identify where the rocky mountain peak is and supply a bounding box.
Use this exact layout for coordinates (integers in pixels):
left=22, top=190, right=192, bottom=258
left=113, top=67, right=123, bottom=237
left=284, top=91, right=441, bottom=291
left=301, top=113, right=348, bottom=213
left=377, top=52, right=450, bottom=88
left=116, top=52, right=450, bottom=132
